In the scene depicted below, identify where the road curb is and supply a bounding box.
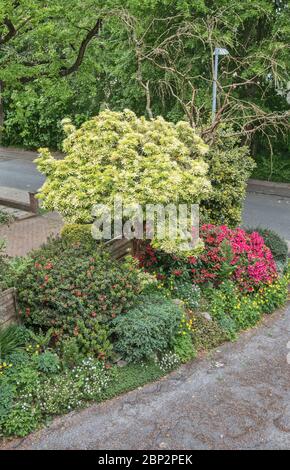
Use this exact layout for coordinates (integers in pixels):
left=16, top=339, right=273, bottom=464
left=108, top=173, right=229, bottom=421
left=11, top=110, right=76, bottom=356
left=0, top=186, right=39, bottom=213
left=247, top=179, right=290, bottom=199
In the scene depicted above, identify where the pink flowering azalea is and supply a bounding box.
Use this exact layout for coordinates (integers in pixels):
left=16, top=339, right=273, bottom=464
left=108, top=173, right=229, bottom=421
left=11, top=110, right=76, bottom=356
left=137, top=224, right=278, bottom=293
left=194, top=225, right=277, bottom=291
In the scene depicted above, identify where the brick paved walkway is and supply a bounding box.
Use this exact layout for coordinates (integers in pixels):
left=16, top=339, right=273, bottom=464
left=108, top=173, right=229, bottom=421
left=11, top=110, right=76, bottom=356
left=0, top=212, right=63, bottom=257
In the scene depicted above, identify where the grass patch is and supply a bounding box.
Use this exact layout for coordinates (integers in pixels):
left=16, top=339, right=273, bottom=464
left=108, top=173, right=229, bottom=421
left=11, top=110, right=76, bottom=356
left=101, top=362, right=167, bottom=400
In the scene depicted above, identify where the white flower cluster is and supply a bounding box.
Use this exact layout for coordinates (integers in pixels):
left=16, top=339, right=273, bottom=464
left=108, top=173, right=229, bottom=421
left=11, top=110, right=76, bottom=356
left=34, top=358, right=111, bottom=415
left=156, top=353, right=180, bottom=372
left=71, top=357, right=110, bottom=401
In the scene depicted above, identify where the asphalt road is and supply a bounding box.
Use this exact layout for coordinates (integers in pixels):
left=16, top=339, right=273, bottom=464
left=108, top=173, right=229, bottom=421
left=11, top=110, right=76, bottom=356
left=0, top=147, right=290, bottom=244
left=242, top=193, right=290, bottom=246
left=0, top=148, right=45, bottom=192
left=3, top=304, right=290, bottom=450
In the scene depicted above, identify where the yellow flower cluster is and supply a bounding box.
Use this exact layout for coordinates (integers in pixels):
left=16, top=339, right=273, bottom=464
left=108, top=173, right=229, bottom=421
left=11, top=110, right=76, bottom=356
left=179, top=314, right=194, bottom=335
left=26, top=343, right=41, bottom=355
left=0, top=362, right=13, bottom=376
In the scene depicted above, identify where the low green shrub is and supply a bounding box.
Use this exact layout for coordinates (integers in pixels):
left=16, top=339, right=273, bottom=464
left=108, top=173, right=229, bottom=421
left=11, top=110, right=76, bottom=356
left=71, top=318, right=113, bottom=360
left=4, top=350, right=31, bottom=368
left=0, top=355, right=113, bottom=437
left=26, top=328, right=53, bottom=353
left=34, top=358, right=112, bottom=416
left=61, top=337, right=83, bottom=368
left=190, top=312, right=230, bottom=351
left=33, top=352, right=61, bottom=375
left=112, top=293, right=183, bottom=362
left=60, top=223, right=94, bottom=248
left=6, top=256, right=33, bottom=288
left=0, top=383, right=15, bottom=430
left=173, top=333, right=196, bottom=363
left=205, top=281, right=261, bottom=333
left=1, top=402, right=41, bottom=437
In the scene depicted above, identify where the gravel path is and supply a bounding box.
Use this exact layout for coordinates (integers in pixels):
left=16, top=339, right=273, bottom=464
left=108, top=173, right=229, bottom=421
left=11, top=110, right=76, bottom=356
left=2, top=304, right=290, bottom=450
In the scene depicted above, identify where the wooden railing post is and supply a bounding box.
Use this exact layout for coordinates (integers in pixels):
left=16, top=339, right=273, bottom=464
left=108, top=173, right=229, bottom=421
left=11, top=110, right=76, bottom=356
left=28, top=192, right=39, bottom=214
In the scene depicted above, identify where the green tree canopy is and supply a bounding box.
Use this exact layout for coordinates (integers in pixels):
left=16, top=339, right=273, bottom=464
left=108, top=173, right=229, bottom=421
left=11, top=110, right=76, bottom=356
left=0, top=0, right=289, bottom=148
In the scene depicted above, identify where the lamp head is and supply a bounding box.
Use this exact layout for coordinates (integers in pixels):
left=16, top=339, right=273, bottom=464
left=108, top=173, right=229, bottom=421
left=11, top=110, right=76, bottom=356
left=214, top=47, right=229, bottom=56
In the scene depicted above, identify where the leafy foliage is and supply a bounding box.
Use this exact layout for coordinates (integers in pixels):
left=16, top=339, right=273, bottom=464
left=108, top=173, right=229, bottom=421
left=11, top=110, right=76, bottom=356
left=252, top=148, right=290, bottom=183
left=190, top=312, right=230, bottom=351
left=33, top=352, right=61, bottom=375
left=0, top=356, right=113, bottom=437
left=61, top=337, right=83, bottom=368
left=36, top=110, right=211, bottom=252
left=205, top=273, right=288, bottom=333
left=1, top=0, right=289, bottom=154
left=173, top=332, right=196, bottom=363
left=112, top=293, right=183, bottom=362
left=35, top=109, right=212, bottom=254
left=0, top=210, right=13, bottom=226
left=0, top=325, right=25, bottom=361
left=16, top=238, right=144, bottom=359
left=201, top=131, right=256, bottom=227
left=60, top=223, right=94, bottom=248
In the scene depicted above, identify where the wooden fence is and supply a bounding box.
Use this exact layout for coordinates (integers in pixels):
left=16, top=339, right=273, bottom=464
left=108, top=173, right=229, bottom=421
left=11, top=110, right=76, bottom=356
left=0, top=288, right=17, bottom=328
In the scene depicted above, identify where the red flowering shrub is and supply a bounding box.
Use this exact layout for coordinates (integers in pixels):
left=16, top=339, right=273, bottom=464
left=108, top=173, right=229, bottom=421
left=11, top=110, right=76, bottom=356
left=192, top=225, right=277, bottom=291
left=17, top=238, right=143, bottom=346
left=138, top=224, right=278, bottom=292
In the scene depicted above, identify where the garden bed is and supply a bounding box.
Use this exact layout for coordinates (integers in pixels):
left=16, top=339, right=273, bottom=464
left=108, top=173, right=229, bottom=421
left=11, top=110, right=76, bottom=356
left=0, top=111, right=289, bottom=441
left=0, top=223, right=289, bottom=439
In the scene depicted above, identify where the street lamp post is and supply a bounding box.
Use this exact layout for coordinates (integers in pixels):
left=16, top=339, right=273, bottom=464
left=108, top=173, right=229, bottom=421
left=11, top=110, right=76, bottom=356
left=212, top=47, right=229, bottom=122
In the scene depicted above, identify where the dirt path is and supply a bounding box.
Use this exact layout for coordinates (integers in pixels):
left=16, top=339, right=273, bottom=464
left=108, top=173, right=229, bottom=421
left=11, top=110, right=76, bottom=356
left=2, top=305, right=290, bottom=450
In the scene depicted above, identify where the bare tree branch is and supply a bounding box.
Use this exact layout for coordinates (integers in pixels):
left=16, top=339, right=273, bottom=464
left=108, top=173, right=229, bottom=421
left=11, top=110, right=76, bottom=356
left=0, top=18, right=17, bottom=45
left=60, top=18, right=102, bottom=76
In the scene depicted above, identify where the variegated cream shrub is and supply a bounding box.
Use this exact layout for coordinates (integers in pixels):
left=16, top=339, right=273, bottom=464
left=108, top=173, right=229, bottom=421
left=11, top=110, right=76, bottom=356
left=36, top=109, right=211, bottom=252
